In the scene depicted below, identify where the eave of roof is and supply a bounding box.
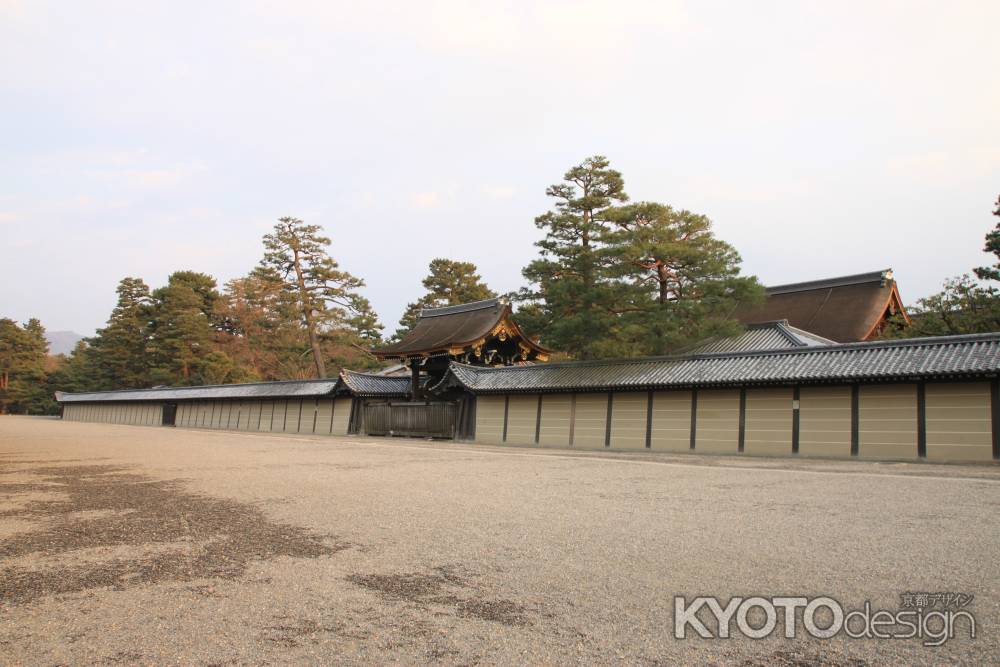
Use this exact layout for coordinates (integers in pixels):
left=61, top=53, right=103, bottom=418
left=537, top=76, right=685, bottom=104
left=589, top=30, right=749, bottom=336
left=337, top=369, right=411, bottom=397
left=56, top=378, right=341, bottom=403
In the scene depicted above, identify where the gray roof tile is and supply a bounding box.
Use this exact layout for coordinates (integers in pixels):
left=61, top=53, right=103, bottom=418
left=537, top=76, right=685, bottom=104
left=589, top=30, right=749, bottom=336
left=439, top=333, right=1000, bottom=394
left=56, top=379, right=340, bottom=403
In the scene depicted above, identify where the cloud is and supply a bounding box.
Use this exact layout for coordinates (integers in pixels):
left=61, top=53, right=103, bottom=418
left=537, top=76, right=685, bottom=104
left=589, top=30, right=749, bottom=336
left=121, top=166, right=201, bottom=189
left=410, top=191, right=442, bottom=209
left=481, top=185, right=515, bottom=201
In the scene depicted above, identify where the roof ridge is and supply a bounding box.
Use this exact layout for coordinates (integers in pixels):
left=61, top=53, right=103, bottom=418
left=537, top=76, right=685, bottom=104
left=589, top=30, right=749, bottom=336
left=419, top=298, right=504, bottom=318
left=766, top=269, right=892, bottom=295
left=772, top=321, right=807, bottom=347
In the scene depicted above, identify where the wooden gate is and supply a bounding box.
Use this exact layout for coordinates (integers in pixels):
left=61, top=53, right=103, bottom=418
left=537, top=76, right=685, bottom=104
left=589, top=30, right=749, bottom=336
left=363, top=401, right=457, bottom=438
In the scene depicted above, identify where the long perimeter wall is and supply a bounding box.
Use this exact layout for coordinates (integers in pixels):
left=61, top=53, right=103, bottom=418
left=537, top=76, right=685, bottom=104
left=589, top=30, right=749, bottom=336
left=473, top=381, right=998, bottom=463
left=62, top=402, right=164, bottom=426
left=63, top=398, right=355, bottom=436
left=60, top=381, right=998, bottom=463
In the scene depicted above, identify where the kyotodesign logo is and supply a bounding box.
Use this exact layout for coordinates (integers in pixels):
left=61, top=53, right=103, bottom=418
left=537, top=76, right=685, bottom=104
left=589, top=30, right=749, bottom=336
left=674, top=594, right=976, bottom=647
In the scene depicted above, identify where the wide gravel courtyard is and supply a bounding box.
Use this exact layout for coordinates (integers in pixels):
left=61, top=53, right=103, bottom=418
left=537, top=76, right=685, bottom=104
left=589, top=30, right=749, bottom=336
left=1, top=416, right=998, bottom=665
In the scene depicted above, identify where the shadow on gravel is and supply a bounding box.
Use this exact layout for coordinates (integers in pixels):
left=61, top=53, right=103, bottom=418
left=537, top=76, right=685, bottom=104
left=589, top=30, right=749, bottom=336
left=0, top=464, right=348, bottom=605
left=347, top=567, right=531, bottom=627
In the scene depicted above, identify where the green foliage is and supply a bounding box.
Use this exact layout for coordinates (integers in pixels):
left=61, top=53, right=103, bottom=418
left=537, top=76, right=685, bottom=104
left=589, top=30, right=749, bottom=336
left=86, top=277, right=152, bottom=390
left=520, top=156, right=761, bottom=359
left=973, top=195, right=1000, bottom=282
left=605, top=202, right=764, bottom=355
left=884, top=275, right=1000, bottom=338
left=394, top=258, right=496, bottom=339
left=886, top=194, right=1000, bottom=340
left=147, top=272, right=220, bottom=385
left=0, top=317, right=52, bottom=414
left=256, top=217, right=383, bottom=377
left=520, top=155, right=629, bottom=359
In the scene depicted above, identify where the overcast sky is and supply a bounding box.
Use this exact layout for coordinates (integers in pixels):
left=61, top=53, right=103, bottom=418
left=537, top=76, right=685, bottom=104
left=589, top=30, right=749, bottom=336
left=2, top=1, right=998, bottom=337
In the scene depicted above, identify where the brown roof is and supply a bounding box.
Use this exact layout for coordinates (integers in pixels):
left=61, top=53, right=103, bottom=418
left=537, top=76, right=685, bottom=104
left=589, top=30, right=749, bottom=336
left=735, top=270, right=908, bottom=343
left=372, top=298, right=551, bottom=359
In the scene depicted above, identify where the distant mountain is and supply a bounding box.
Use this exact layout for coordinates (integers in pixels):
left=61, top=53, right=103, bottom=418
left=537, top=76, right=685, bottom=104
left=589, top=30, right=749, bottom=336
left=45, top=330, right=86, bottom=356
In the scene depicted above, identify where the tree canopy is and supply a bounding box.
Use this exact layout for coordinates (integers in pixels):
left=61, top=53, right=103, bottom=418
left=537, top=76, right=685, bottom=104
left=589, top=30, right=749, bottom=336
left=255, top=217, right=382, bottom=377
left=887, top=194, right=1000, bottom=338
left=519, top=156, right=762, bottom=358
left=0, top=318, right=51, bottom=414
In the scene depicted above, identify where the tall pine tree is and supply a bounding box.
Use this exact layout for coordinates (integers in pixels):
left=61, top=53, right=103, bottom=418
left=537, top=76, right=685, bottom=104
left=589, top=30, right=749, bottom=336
left=147, top=272, right=220, bottom=385
left=520, top=156, right=628, bottom=359
left=0, top=317, right=51, bottom=414
left=87, top=277, right=152, bottom=389
left=256, top=217, right=382, bottom=378
left=606, top=202, right=764, bottom=354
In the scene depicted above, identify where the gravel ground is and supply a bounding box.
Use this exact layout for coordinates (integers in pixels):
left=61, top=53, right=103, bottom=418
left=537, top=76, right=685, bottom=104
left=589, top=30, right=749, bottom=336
left=1, top=416, right=998, bottom=665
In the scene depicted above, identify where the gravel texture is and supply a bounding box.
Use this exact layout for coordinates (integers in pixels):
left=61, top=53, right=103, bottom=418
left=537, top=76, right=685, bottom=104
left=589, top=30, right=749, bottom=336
left=1, top=416, right=998, bottom=665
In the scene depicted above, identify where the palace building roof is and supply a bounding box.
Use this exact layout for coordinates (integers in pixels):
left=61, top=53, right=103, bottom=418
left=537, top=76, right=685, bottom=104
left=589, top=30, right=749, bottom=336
left=371, top=298, right=551, bottom=364
left=735, top=269, right=909, bottom=342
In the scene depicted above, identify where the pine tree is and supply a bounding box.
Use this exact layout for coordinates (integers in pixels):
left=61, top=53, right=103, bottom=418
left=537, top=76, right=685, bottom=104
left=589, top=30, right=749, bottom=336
left=520, top=156, right=628, bottom=359
left=0, top=317, right=51, bottom=414
left=973, top=195, right=1000, bottom=282
left=147, top=272, right=219, bottom=385
left=606, top=202, right=764, bottom=354
left=86, top=277, right=152, bottom=389
left=256, top=217, right=383, bottom=378
left=394, top=258, right=496, bottom=339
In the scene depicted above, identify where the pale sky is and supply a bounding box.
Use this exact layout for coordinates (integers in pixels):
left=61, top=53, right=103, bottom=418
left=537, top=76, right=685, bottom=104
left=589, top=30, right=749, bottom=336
left=2, top=1, right=998, bottom=336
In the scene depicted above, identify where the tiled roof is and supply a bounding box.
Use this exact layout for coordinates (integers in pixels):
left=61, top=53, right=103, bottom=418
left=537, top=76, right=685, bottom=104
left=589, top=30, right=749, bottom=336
left=338, top=370, right=411, bottom=397
left=372, top=299, right=507, bottom=357
left=371, top=298, right=551, bottom=359
left=438, top=333, right=1000, bottom=394
left=686, top=320, right=834, bottom=354
left=56, top=378, right=340, bottom=403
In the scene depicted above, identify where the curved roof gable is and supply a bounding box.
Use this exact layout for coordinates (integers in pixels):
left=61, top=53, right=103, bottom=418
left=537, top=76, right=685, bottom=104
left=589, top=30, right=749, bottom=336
left=372, top=298, right=551, bottom=360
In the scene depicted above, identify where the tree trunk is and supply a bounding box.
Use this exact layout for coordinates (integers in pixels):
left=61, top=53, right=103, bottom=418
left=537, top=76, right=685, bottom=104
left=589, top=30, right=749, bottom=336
left=657, top=264, right=669, bottom=304
left=292, top=248, right=327, bottom=378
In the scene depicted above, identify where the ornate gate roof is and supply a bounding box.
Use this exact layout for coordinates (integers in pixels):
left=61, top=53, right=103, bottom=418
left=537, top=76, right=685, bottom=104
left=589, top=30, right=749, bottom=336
left=371, top=298, right=551, bottom=365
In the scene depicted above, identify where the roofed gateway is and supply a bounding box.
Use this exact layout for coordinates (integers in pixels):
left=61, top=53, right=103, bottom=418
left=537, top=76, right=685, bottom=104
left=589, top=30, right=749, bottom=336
left=371, top=297, right=551, bottom=396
